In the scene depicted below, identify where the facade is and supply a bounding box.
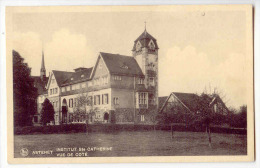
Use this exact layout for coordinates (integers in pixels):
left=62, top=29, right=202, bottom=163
left=34, top=29, right=159, bottom=125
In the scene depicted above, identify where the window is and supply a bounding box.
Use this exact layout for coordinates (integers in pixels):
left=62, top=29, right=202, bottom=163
left=149, top=77, right=155, bottom=86
left=113, top=97, right=119, bottom=105
left=102, top=94, right=109, bottom=104
left=95, top=111, right=101, bottom=119
left=55, top=115, right=58, bottom=123
left=121, top=64, right=128, bottom=69
left=50, top=89, right=52, bottom=95
left=87, top=96, right=92, bottom=106
left=52, top=79, right=55, bottom=84
left=81, top=74, right=84, bottom=78
left=94, top=95, right=100, bottom=105
left=94, top=79, right=99, bottom=86
left=76, top=84, right=80, bottom=90
left=214, top=104, right=217, bottom=113
left=99, top=62, right=102, bottom=69
left=56, top=101, right=58, bottom=107
left=149, top=40, right=155, bottom=49
left=34, top=116, right=38, bottom=123
left=61, top=87, right=65, bottom=92
left=55, top=88, right=58, bottom=94
left=136, top=41, right=141, bottom=51
left=69, top=98, right=73, bottom=108
left=66, top=86, right=71, bottom=91
left=113, top=75, right=122, bottom=81
left=104, top=76, right=108, bottom=84
left=138, top=78, right=144, bottom=84
left=69, top=114, right=73, bottom=122
left=141, top=115, right=145, bottom=122
left=139, top=92, right=147, bottom=104
left=97, top=79, right=101, bottom=86
left=82, top=83, right=86, bottom=88
left=72, top=85, right=76, bottom=90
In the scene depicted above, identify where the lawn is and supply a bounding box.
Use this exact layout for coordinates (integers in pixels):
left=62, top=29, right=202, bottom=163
left=14, top=130, right=247, bottom=158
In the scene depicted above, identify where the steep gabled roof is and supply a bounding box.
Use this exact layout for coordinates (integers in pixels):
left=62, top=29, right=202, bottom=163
left=100, top=52, right=144, bottom=77
left=159, top=92, right=200, bottom=113
left=52, top=70, right=74, bottom=86
left=52, top=68, right=93, bottom=87
left=172, top=92, right=200, bottom=112
left=61, top=68, right=93, bottom=86
left=209, top=94, right=230, bottom=112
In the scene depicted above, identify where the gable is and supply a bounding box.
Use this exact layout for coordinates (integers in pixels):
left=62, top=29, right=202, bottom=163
left=92, top=55, right=109, bottom=79
left=46, top=72, right=59, bottom=90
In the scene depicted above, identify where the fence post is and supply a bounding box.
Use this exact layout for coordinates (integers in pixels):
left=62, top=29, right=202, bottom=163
left=171, top=124, right=173, bottom=139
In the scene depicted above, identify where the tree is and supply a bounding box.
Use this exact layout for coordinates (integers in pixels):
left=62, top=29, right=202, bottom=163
left=13, top=50, right=38, bottom=127
left=40, top=98, right=55, bottom=126
left=239, top=105, right=247, bottom=128
left=227, top=105, right=247, bottom=128
left=73, top=92, right=94, bottom=134
left=196, top=93, right=213, bottom=148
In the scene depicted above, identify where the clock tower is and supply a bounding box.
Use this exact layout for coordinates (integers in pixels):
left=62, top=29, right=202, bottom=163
left=132, top=27, right=159, bottom=109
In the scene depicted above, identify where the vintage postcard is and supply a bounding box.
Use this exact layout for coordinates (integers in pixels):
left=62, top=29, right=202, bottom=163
left=6, top=5, right=254, bottom=164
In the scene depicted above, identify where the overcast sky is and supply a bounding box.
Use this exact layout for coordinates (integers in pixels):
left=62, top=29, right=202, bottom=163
left=11, top=9, right=247, bottom=109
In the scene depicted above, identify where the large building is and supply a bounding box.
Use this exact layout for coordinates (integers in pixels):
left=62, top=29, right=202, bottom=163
left=34, top=28, right=159, bottom=125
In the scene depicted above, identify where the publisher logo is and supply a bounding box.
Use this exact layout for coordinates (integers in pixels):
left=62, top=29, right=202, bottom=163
left=20, top=148, right=29, bottom=157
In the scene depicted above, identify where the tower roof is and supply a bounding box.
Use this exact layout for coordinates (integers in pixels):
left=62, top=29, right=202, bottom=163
left=132, top=29, right=159, bottom=51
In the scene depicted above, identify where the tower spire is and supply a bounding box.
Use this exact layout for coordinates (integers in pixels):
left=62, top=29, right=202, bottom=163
left=40, top=49, right=46, bottom=81
left=144, top=21, right=147, bottom=34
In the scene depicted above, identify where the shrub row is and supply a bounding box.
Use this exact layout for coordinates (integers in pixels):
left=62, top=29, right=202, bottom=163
left=14, top=124, right=247, bottom=135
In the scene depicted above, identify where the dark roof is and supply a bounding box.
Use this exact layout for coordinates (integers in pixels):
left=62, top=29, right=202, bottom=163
left=100, top=52, right=144, bottom=77
left=32, top=76, right=49, bottom=95
left=52, top=70, right=74, bottom=86
left=61, top=68, right=93, bottom=86
left=172, top=92, right=200, bottom=112
left=74, top=67, right=89, bottom=72
left=158, top=96, right=168, bottom=111
left=132, top=30, right=159, bottom=51
left=52, top=68, right=93, bottom=87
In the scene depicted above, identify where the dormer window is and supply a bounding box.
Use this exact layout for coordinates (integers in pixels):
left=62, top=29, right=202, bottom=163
left=81, top=74, right=84, bottom=78
left=148, top=40, right=155, bottom=50
left=121, top=64, right=128, bottom=69
left=71, top=78, right=74, bottom=81
left=136, top=41, right=142, bottom=51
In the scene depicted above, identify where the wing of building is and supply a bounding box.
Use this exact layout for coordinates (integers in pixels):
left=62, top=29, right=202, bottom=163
left=34, top=28, right=159, bottom=125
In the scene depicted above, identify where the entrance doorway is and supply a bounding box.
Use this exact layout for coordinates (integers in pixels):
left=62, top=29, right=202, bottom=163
left=62, top=99, right=68, bottom=124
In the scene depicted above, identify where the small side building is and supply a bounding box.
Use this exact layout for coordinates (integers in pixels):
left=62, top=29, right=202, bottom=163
left=158, top=92, right=229, bottom=126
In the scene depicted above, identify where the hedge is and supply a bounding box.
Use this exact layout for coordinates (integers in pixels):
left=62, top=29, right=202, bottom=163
left=14, top=124, right=247, bottom=135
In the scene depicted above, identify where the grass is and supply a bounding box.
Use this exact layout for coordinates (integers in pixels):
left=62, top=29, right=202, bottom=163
left=14, top=130, right=247, bottom=157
